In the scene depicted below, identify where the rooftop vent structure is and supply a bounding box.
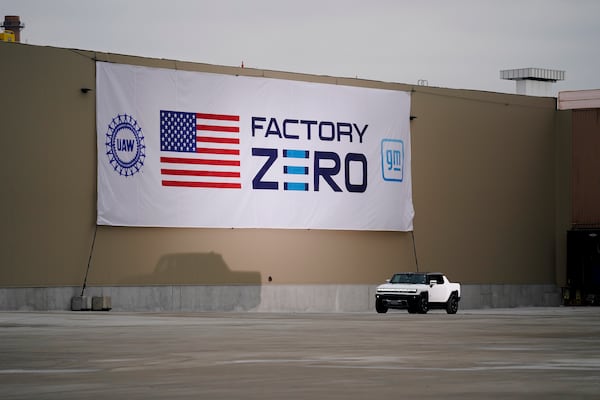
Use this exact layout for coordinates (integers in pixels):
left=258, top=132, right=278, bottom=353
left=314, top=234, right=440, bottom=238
left=500, top=67, right=565, bottom=97
left=1, top=15, right=25, bottom=42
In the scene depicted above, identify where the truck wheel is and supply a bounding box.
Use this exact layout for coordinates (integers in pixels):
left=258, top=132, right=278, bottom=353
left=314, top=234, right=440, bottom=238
left=375, top=298, right=388, bottom=313
left=416, top=295, right=428, bottom=314
left=446, top=294, right=459, bottom=314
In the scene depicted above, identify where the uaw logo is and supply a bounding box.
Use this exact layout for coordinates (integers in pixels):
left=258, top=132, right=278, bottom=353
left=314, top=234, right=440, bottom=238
left=105, top=114, right=146, bottom=177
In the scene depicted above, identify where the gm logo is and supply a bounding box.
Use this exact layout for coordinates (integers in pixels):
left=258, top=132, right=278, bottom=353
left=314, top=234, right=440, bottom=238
left=381, top=139, right=404, bottom=182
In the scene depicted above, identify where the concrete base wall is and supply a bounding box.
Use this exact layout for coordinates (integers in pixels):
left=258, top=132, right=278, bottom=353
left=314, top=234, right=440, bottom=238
left=0, top=284, right=562, bottom=312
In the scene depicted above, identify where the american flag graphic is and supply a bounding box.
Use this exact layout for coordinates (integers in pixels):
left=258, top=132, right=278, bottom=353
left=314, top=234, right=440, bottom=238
left=159, top=110, right=241, bottom=189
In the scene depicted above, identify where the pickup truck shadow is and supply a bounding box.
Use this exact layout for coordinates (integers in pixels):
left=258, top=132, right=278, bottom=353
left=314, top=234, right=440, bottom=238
left=121, top=252, right=261, bottom=311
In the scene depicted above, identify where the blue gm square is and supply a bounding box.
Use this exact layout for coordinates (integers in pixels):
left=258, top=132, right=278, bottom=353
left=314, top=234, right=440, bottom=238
left=381, top=139, right=404, bottom=182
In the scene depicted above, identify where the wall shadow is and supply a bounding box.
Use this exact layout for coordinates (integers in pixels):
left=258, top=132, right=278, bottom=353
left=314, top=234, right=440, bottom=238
left=122, top=252, right=262, bottom=285
left=120, top=252, right=262, bottom=311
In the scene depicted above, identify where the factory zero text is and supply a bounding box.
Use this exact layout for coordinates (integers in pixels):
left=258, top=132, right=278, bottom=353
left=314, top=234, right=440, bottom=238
left=251, top=116, right=369, bottom=193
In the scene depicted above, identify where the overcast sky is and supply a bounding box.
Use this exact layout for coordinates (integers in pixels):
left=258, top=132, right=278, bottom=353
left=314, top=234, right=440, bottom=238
left=1, top=0, right=599, bottom=95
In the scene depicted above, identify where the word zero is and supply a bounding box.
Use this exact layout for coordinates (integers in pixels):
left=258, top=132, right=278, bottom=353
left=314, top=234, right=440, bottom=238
left=252, top=148, right=368, bottom=193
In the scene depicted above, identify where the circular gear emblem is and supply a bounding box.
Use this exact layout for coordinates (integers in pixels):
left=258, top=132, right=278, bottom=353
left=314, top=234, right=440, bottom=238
left=105, top=114, right=146, bottom=177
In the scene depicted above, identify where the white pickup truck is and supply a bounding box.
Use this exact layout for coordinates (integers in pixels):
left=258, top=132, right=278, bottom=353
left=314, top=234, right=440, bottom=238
left=375, top=272, right=461, bottom=314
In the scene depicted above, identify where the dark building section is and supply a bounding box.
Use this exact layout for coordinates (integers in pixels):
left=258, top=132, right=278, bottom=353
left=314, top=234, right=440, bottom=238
left=559, top=94, right=600, bottom=305
left=566, top=230, right=600, bottom=305
left=571, top=109, right=600, bottom=228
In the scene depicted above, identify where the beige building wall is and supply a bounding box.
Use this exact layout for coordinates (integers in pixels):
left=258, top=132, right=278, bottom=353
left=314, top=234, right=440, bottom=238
left=0, top=42, right=570, bottom=291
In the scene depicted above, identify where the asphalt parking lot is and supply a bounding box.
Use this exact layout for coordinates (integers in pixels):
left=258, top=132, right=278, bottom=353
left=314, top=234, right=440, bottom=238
left=1, top=308, right=599, bottom=399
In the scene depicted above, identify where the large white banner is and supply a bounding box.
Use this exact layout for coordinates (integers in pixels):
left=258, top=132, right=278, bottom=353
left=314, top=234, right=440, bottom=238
left=96, top=62, right=414, bottom=230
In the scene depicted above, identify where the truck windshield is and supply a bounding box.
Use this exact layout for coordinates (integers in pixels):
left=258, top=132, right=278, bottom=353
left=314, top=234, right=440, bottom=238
left=390, top=273, right=426, bottom=284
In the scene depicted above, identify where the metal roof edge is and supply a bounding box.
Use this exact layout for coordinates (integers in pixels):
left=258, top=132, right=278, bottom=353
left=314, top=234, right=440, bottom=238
left=558, top=89, right=600, bottom=110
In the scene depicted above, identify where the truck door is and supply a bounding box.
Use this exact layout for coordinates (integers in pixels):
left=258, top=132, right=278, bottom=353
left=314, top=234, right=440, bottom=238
left=427, top=274, right=448, bottom=303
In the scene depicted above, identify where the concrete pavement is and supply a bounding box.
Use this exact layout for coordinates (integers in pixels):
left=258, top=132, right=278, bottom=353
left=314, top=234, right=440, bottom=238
left=1, top=308, right=599, bottom=399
